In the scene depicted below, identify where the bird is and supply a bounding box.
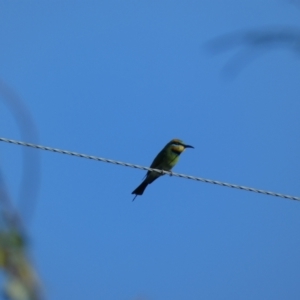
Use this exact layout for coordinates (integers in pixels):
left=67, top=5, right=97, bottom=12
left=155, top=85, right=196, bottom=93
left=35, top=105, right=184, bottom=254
left=132, top=138, right=194, bottom=200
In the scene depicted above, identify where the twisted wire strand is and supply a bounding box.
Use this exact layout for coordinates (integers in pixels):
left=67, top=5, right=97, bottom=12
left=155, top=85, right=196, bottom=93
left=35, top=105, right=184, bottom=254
left=0, top=137, right=299, bottom=202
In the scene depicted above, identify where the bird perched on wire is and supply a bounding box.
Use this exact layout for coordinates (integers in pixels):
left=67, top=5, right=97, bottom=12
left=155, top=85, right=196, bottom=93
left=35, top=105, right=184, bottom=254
left=132, top=139, right=194, bottom=201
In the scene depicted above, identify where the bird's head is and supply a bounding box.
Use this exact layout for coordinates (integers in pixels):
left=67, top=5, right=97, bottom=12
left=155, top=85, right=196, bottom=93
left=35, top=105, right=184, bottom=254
left=168, top=138, right=194, bottom=154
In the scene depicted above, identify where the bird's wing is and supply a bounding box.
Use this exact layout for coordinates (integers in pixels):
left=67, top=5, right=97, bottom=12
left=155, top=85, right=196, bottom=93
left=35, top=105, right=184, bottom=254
left=149, top=149, right=167, bottom=169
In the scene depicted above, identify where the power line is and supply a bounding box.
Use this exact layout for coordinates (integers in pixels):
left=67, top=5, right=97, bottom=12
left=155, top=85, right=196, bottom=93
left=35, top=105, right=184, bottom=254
left=0, top=137, right=299, bottom=202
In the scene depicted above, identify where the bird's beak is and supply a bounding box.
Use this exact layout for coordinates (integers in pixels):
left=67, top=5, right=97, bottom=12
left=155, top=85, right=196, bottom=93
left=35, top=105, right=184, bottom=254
left=184, top=144, right=194, bottom=149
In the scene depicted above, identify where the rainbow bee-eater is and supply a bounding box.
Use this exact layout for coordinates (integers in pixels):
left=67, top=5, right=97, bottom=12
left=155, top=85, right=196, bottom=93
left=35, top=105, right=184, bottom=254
left=132, top=139, right=194, bottom=200
left=0, top=229, right=42, bottom=300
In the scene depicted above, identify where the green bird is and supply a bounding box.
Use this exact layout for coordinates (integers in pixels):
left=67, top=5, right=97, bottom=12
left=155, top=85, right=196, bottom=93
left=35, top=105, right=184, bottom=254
left=132, top=138, right=194, bottom=200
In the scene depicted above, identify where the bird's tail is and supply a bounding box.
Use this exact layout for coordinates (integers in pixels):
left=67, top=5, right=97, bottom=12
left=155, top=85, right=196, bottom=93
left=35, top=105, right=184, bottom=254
left=131, top=180, right=148, bottom=201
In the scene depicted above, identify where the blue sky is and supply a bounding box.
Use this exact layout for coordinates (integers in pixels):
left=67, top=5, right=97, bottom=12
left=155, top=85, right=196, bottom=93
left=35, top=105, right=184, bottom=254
left=0, top=1, right=300, bottom=299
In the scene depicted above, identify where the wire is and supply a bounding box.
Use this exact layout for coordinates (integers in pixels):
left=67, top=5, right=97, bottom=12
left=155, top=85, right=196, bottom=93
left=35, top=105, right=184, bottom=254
left=0, top=137, right=299, bottom=202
